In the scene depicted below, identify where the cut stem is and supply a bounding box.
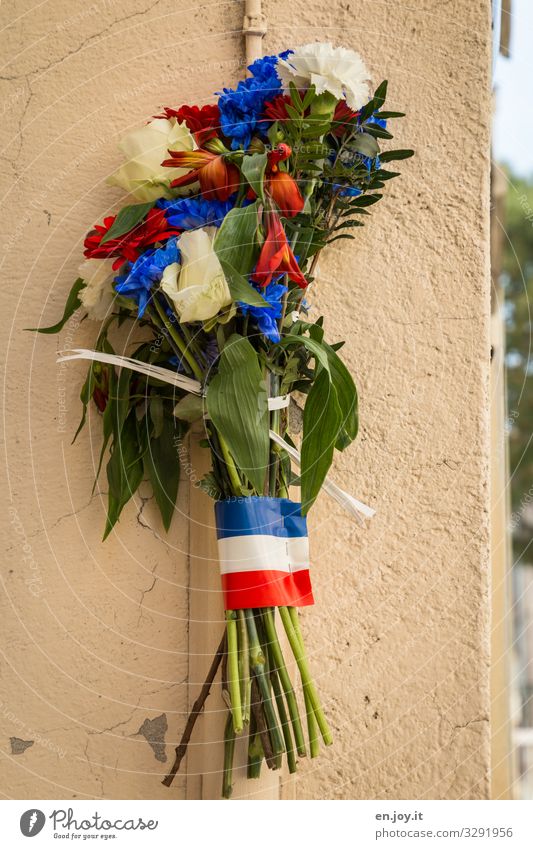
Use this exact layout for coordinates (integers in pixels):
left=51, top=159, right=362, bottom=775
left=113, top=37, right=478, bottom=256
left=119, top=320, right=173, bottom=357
left=304, top=686, right=320, bottom=758
left=279, top=606, right=332, bottom=746
left=245, top=609, right=285, bottom=757
left=262, top=607, right=306, bottom=756
left=222, top=711, right=236, bottom=799
left=225, top=611, right=243, bottom=734
left=237, top=609, right=251, bottom=725
left=270, top=665, right=297, bottom=774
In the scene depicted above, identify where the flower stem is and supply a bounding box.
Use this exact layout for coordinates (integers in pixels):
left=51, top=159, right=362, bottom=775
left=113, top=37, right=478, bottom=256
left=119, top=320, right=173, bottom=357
left=279, top=606, right=332, bottom=746
left=222, top=711, right=236, bottom=799
left=270, top=665, right=297, bottom=774
left=261, top=608, right=306, bottom=756
left=303, top=686, right=320, bottom=758
left=217, top=433, right=242, bottom=496
left=245, top=609, right=285, bottom=757
left=225, top=611, right=243, bottom=734
left=237, top=609, right=251, bottom=725
left=152, top=296, right=204, bottom=382
left=247, top=729, right=263, bottom=779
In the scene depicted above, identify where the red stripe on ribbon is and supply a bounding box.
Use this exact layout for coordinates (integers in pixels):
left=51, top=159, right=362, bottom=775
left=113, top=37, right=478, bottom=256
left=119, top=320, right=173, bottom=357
left=222, top=569, right=314, bottom=610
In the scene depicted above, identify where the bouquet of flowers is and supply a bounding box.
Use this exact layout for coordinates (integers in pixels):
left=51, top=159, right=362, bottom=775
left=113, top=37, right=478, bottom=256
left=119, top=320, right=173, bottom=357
left=35, top=42, right=412, bottom=797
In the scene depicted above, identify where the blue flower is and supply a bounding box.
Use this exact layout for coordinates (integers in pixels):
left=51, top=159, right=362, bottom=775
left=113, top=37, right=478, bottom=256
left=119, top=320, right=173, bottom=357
left=217, top=50, right=291, bottom=150
left=156, top=197, right=234, bottom=230
left=335, top=184, right=362, bottom=198
left=239, top=280, right=287, bottom=342
left=365, top=112, right=387, bottom=129
left=114, top=238, right=180, bottom=318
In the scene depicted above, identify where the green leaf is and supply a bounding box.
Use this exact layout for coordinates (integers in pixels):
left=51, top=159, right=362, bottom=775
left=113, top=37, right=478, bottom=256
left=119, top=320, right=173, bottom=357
left=300, top=370, right=341, bottom=513
left=349, top=133, right=380, bottom=158
left=27, top=278, right=85, bottom=334
left=376, top=111, right=405, bottom=119
left=289, top=81, right=304, bottom=111
left=104, top=410, right=144, bottom=539
left=198, top=472, right=222, bottom=500
left=206, top=334, right=269, bottom=493
left=285, top=103, right=304, bottom=122
left=241, top=152, right=268, bottom=202
left=364, top=123, right=394, bottom=140
left=350, top=193, right=382, bottom=207
left=173, top=393, right=204, bottom=423
left=322, top=343, right=358, bottom=450
left=72, top=363, right=96, bottom=443
left=327, top=234, right=356, bottom=244
left=149, top=395, right=164, bottom=438
left=214, top=201, right=261, bottom=276
left=219, top=260, right=269, bottom=307
left=301, top=84, right=317, bottom=111
left=301, top=121, right=333, bottom=138
left=379, top=149, right=415, bottom=162
left=92, top=365, right=117, bottom=493
left=144, top=413, right=181, bottom=531
left=373, top=169, right=401, bottom=181
left=373, top=80, right=388, bottom=110
left=100, top=201, right=155, bottom=244
left=276, top=333, right=331, bottom=372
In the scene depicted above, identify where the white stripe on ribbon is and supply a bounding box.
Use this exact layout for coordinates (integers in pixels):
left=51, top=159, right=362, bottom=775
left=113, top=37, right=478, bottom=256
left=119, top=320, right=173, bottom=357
left=217, top=534, right=309, bottom=575
left=57, top=348, right=375, bottom=523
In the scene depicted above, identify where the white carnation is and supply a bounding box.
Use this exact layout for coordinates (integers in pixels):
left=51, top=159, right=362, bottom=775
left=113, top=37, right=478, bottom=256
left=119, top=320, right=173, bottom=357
left=78, top=258, right=116, bottom=321
left=277, top=42, right=371, bottom=111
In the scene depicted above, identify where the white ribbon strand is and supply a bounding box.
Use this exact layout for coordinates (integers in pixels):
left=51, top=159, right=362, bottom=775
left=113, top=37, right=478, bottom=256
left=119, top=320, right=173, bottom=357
left=268, top=430, right=375, bottom=524
left=57, top=348, right=375, bottom=524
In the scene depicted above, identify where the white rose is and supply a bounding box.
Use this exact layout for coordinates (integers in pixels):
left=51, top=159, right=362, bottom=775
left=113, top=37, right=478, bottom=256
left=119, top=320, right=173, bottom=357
left=78, top=258, right=116, bottom=320
left=107, top=118, right=195, bottom=202
left=160, top=227, right=232, bottom=323
left=277, top=42, right=371, bottom=111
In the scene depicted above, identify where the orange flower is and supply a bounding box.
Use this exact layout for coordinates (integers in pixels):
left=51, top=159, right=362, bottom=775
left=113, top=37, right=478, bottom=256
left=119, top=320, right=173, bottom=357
left=162, top=149, right=240, bottom=201
left=267, top=170, right=304, bottom=218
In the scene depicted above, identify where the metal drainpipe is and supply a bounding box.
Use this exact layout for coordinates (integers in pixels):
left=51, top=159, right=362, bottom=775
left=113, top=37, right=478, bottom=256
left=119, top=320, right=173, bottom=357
left=243, top=0, right=267, bottom=71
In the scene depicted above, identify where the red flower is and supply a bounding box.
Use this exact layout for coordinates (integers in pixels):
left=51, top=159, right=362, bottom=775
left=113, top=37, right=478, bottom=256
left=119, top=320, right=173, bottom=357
left=252, top=211, right=307, bottom=288
left=331, top=100, right=360, bottom=137
left=262, top=94, right=293, bottom=122
left=84, top=208, right=180, bottom=270
left=157, top=104, right=220, bottom=146
left=162, top=149, right=240, bottom=201
left=267, top=142, right=292, bottom=168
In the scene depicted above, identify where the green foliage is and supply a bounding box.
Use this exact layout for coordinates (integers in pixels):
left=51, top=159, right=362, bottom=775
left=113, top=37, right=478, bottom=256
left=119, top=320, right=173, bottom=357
left=300, top=370, right=341, bottom=513
left=241, top=152, right=268, bottom=202
left=206, top=334, right=270, bottom=493
left=219, top=261, right=269, bottom=307
left=27, top=278, right=85, bottom=334
left=275, top=325, right=358, bottom=509
left=143, top=413, right=183, bottom=532
left=100, top=201, right=155, bottom=244
left=104, top=408, right=144, bottom=539
left=214, top=201, right=261, bottom=275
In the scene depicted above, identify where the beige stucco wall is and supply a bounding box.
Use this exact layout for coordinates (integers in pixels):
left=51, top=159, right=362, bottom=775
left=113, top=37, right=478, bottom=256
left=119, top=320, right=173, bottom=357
left=1, top=0, right=492, bottom=800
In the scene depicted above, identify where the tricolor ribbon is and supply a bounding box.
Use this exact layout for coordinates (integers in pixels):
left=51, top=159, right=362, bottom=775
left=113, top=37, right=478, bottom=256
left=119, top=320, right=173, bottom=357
left=215, top=497, right=313, bottom=610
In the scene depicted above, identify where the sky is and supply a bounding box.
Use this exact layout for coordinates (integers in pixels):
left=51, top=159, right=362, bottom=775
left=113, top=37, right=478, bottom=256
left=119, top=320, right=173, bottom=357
left=493, top=0, right=533, bottom=177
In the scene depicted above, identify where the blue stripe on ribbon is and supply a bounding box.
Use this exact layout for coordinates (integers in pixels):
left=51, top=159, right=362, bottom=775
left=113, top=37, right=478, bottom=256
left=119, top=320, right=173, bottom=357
left=215, top=496, right=307, bottom=540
